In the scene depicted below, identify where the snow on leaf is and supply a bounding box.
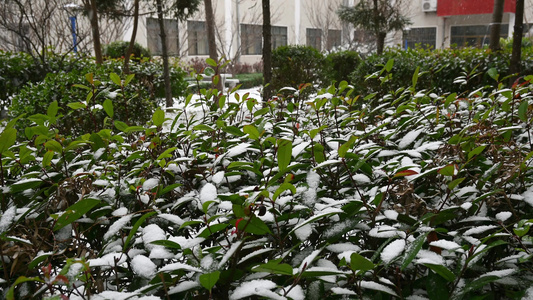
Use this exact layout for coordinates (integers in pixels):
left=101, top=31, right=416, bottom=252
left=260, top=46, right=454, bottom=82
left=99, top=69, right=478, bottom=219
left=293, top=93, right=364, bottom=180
left=104, top=214, right=133, bottom=240
left=88, top=253, right=126, bottom=267
left=360, top=280, right=399, bottom=297
left=398, top=129, right=423, bottom=149
left=159, top=262, right=203, bottom=273
left=167, top=281, right=200, bottom=295
left=479, top=268, right=515, bottom=278
left=294, top=223, right=313, bottom=241
left=229, top=279, right=282, bottom=300
left=326, top=243, right=361, bottom=253
left=330, top=287, right=357, bottom=295
left=299, top=249, right=322, bottom=272
left=0, top=206, right=16, bottom=234
left=227, top=143, right=251, bottom=157
left=429, top=240, right=464, bottom=252
left=381, top=239, right=406, bottom=264
left=142, top=178, right=159, bottom=190
left=285, top=284, right=304, bottom=300
left=369, top=225, right=406, bottom=239
left=157, top=213, right=184, bottom=226
left=218, top=241, right=243, bottom=269
left=142, top=224, right=166, bottom=250
left=200, top=183, right=218, bottom=203
left=131, top=255, right=156, bottom=279
left=495, top=211, right=512, bottom=222
left=463, top=225, right=497, bottom=236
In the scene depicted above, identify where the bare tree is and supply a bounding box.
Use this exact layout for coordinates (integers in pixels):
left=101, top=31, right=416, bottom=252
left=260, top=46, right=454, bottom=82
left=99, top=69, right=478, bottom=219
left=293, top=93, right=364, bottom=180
left=490, top=0, right=505, bottom=52
left=303, top=0, right=344, bottom=51
left=262, top=0, right=272, bottom=102
left=205, top=0, right=224, bottom=92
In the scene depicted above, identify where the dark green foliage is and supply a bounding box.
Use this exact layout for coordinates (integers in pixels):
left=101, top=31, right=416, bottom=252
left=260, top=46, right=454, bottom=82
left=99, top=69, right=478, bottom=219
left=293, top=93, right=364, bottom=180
left=350, top=46, right=533, bottom=96
left=8, top=55, right=187, bottom=135
left=325, top=50, right=361, bottom=84
left=103, top=41, right=151, bottom=60
left=235, top=72, right=263, bottom=89
left=271, top=45, right=326, bottom=95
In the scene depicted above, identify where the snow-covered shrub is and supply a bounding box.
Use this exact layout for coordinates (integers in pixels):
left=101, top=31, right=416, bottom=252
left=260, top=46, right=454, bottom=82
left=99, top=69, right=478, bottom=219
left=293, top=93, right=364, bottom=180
left=1, top=62, right=533, bottom=299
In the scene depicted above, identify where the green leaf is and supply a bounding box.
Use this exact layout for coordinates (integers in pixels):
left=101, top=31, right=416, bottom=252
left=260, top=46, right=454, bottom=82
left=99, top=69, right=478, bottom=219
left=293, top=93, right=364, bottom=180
left=273, top=182, right=296, bottom=202
left=444, top=93, right=457, bottom=108
left=150, top=240, right=182, bottom=249
left=412, top=66, right=420, bottom=87
left=65, top=140, right=89, bottom=152
left=468, top=145, right=486, bottom=160
left=518, top=100, right=529, bottom=123
left=152, top=109, right=165, bottom=127
left=103, top=99, right=114, bottom=118
left=401, top=233, right=428, bottom=271
left=206, top=58, right=217, bottom=67
left=438, top=164, right=455, bottom=176
left=67, top=102, right=87, bottom=110
left=42, top=150, right=54, bottom=167
left=222, top=126, right=245, bottom=137
left=350, top=252, right=375, bottom=273
left=0, top=128, right=17, bottom=154
left=54, top=198, right=101, bottom=231
left=313, top=143, right=325, bottom=164
left=27, top=252, right=53, bottom=270
left=110, top=72, right=122, bottom=86
left=85, top=73, right=94, bottom=84
left=193, top=124, right=215, bottom=131
left=277, top=139, right=292, bottom=172
left=197, top=223, right=229, bottom=238
left=427, top=269, right=451, bottom=300
left=448, top=177, right=465, bottom=190
left=123, top=212, right=157, bottom=251
left=72, top=84, right=91, bottom=91
left=47, top=101, right=59, bottom=118
left=253, top=258, right=293, bottom=275
left=200, top=271, right=220, bottom=292
left=385, top=59, right=394, bottom=72
left=423, top=264, right=456, bottom=282
left=239, top=215, right=271, bottom=235
left=487, top=68, right=499, bottom=81
left=338, top=135, right=357, bottom=158
left=243, top=124, right=260, bottom=140
left=124, top=73, right=135, bottom=86
left=6, top=276, right=44, bottom=300
left=45, top=140, right=63, bottom=153
left=114, top=120, right=128, bottom=132
left=157, top=147, right=177, bottom=160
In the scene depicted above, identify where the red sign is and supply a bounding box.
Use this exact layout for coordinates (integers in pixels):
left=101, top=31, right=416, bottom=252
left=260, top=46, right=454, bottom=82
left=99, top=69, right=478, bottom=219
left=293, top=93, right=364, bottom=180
left=437, top=0, right=516, bottom=16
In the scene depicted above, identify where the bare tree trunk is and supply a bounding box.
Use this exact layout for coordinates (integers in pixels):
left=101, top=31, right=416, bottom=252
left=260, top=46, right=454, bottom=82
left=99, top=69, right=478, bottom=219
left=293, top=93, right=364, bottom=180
left=88, top=0, right=103, bottom=64
left=372, top=0, right=385, bottom=55
left=490, top=0, right=505, bottom=52
left=124, top=0, right=140, bottom=74
left=204, top=0, right=224, bottom=92
left=510, top=0, right=524, bottom=81
left=262, top=0, right=272, bottom=102
left=156, top=0, right=173, bottom=107
left=376, top=32, right=386, bottom=55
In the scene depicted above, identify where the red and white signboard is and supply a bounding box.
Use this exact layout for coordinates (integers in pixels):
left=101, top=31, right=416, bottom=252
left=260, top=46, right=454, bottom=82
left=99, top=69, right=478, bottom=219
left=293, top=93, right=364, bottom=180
left=437, top=0, right=516, bottom=16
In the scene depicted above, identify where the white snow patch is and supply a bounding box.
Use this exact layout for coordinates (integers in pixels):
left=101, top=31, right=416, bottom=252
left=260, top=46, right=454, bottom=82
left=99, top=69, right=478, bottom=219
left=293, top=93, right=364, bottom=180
left=326, top=243, right=361, bottom=253
left=522, top=186, right=533, bottom=207
left=299, top=249, right=322, bottom=272
left=381, top=239, right=406, bottom=264
left=463, top=225, right=497, bottom=236
left=331, top=287, right=357, bottom=295
left=429, top=240, right=464, bottom=252
left=212, top=171, right=225, bottom=184
left=230, top=143, right=253, bottom=157
left=111, top=207, right=128, bottom=217
left=292, top=141, right=310, bottom=158
left=0, top=206, right=16, bottom=234
left=369, top=225, right=406, bottom=239
left=131, top=255, right=156, bottom=279
left=495, top=211, right=512, bottom=222
left=480, top=268, right=515, bottom=278
left=159, top=262, right=203, bottom=273
left=142, top=224, right=166, bottom=250
left=360, top=281, right=398, bottom=297
left=200, top=183, right=218, bottom=203
left=384, top=210, right=399, bottom=220
left=88, top=252, right=126, bottom=267
left=415, top=249, right=445, bottom=266
left=352, top=173, right=371, bottom=184
left=460, top=202, right=472, bottom=210
left=158, top=213, right=185, bottom=226
left=218, top=241, right=243, bottom=268
left=399, top=129, right=423, bottom=149
left=230, top=279, right=282, bottom=300
left=142, top=178, right=159, bottom=190
left=104, top=214, right=133, bottom=240
left=295, top=223, right=313, bottom=241
left=285, top=284, right=304, bottom=300
left=168, top=281, right=200, bottom=295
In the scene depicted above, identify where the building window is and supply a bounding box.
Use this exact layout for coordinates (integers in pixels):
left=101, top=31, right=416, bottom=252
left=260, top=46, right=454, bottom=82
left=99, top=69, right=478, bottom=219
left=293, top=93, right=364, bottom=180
left=272, top=26, right=287, bottom=50
left=450, top=25, right=508, bottom=48
left=307, top=28, right=322, bottom=51
left=146, top=17, right=179, bottom=56
left=241, top=24, right=262, bottom=55
left=403, top=27, right=437, bottom=49
left=188, top=20, right=208, bottom=55
left=327, top=29, right=342, bottom=50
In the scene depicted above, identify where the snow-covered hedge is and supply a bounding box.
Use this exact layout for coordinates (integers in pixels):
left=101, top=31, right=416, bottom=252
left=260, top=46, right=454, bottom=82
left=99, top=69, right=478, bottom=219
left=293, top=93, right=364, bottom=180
left=1, top=63, right=533, bottom=299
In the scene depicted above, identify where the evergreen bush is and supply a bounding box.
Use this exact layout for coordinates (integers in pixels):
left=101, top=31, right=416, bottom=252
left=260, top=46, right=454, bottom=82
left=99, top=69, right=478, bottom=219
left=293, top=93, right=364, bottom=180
left=103, top=41, right=151, bottom=61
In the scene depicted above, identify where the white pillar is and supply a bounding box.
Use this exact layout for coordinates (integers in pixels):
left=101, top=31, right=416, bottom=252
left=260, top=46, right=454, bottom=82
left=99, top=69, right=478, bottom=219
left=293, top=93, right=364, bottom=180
left=295, top=0, right=301, bottom=44
left=225, top=0, right=233, bottom=58
left=509, top=12, right=516, bottom=38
